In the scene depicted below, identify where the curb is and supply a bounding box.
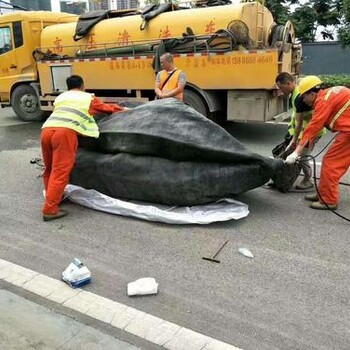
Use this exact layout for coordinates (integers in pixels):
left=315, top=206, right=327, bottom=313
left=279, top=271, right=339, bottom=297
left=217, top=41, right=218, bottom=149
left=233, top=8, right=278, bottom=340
left=0, top=258, right=241, bottom=350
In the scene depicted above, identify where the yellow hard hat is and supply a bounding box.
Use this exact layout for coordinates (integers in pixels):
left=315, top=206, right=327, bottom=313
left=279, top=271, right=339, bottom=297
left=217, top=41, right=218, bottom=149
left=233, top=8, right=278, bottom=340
left=298, top=75, right=323, bottom=95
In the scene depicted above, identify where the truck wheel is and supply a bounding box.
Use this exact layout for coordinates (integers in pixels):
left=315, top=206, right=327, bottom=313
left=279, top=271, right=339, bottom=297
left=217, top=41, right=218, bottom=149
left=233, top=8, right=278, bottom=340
left=10, top=85, right=44, bottom=122
left=184, top=89, right=208, bottom=117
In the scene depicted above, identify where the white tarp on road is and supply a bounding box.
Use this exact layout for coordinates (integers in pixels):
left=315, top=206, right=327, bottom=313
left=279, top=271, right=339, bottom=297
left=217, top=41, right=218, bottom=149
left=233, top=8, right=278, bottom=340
left=65, top=185, right=249, bottom=225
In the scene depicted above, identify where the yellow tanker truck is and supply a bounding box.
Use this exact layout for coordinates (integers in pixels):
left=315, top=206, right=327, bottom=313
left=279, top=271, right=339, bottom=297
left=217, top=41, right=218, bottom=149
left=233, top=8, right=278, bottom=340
left=0, top=1, right=301, bottom=122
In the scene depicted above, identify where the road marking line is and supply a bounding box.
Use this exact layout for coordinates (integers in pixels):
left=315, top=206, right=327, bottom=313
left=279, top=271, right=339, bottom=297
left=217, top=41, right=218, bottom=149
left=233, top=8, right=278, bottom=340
left=0, top=258, right=242, bottom=350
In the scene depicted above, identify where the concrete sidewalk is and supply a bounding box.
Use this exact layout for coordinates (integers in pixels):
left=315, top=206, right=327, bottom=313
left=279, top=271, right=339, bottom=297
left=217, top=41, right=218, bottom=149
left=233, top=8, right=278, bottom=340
left=0, top=258, right=239, bottom=350
left=0, top=289, right=140, bottom=350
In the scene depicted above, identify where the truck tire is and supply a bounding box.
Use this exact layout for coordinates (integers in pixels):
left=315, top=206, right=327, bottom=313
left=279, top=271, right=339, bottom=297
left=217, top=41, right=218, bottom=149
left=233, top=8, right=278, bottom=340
left=10, top=84, right=44, bottom=122
left=184, top=89, right=208, bottom=117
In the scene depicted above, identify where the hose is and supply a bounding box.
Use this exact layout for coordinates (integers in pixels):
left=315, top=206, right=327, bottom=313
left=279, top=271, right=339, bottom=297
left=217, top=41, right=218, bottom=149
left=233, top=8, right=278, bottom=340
left=266, top=133, right=350, bottom=221
left=298, top=134, right=350, bottom=222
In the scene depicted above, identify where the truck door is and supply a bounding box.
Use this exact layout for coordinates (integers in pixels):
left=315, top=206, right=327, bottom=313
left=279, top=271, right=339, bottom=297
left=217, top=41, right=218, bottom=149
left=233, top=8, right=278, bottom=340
left=0, top=22, right=19, bottom=103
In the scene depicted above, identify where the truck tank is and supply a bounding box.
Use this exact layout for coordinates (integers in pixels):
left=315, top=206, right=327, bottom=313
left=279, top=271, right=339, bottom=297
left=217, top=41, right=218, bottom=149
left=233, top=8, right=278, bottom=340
left=40, top=2, right=275, bottom=58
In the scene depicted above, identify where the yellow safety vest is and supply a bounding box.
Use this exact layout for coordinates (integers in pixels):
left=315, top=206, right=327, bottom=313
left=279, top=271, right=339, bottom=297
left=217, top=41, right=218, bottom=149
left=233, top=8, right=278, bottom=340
left=159, top=69, right=184, bottom=101
left=42, top=90, right=99, bottom=138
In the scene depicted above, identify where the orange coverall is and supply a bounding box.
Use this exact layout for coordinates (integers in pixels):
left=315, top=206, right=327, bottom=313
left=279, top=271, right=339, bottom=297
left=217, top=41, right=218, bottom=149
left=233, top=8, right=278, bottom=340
left=41, top=97, right=124, bottom=215
left=299, top=87, right=350, bottom=204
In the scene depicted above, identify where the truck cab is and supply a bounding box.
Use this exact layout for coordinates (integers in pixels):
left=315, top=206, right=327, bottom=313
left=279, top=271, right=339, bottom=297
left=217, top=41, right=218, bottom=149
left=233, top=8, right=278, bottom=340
left=0, top=11, right=76, bottom=121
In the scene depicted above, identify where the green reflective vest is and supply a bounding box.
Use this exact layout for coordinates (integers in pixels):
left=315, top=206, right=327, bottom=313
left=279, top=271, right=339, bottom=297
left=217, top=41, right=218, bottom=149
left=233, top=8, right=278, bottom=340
left=42, top=90, right=99, bottom=138
left=288, top=87, right=325, bottom=139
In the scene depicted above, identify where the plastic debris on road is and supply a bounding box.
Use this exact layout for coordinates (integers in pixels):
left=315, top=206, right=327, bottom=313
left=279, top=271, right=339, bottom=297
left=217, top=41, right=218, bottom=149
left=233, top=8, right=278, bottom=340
left=238, top=247, right=254, bottom=259
left=127, top=278, right=158, bottom=296
left=62, top=258, right=91, bottom=288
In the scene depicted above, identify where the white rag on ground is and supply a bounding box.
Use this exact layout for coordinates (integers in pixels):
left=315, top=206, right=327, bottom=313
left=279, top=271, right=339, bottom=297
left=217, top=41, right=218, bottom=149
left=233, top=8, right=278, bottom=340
left=64, top=184, right=249, bottom=224
left=127, top=278, right=159, bottom=296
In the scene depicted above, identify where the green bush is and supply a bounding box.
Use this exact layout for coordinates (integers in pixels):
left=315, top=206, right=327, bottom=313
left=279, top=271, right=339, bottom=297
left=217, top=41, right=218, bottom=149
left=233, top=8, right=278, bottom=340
left=318, top=74, right=350, bottom=88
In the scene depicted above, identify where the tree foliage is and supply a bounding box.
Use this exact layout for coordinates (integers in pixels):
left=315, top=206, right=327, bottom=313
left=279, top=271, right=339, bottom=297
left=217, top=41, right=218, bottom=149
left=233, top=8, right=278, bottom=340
left=264, top=0, right=297, bottom=25
left=265, top=0, right=350, bottom=46
left=337, top=0, right=350, bottom=46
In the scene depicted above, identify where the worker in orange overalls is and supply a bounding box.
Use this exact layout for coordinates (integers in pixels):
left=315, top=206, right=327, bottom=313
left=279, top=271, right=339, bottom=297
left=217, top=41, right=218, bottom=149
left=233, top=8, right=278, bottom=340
left=275, top=72, right=326, bottom=189
left=154, top=53, right=186, bottom=101
left=41, top=75, right=127, bottom=221
left=286, top=75, right=350, bottom=210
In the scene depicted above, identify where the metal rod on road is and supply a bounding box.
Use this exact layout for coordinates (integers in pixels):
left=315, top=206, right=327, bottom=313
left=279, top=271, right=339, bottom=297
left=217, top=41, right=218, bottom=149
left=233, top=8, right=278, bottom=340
left=202, top=240, right=228, bottom=263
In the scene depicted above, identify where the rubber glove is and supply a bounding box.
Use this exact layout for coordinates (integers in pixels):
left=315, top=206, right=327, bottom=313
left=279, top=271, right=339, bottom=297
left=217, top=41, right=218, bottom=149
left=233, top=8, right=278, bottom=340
left=285, top=151, right=299, bottom=164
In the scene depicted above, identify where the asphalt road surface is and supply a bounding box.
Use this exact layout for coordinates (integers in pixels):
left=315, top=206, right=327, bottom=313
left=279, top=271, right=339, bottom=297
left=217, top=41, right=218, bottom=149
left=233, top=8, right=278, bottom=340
left=0, top=107, right=349, bottom=350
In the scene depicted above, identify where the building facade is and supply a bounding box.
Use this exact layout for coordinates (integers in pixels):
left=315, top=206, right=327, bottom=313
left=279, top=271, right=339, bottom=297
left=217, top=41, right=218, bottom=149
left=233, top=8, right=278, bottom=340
left=115, top=0, right=137, bottom=10
left=9, top=0, right=111, bottom=13
left=10, top=0, right=51, bottom=10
